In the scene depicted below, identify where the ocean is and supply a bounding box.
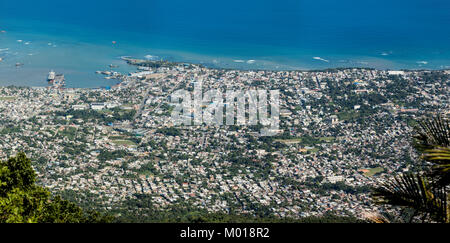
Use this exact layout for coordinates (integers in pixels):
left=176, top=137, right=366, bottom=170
left=0, top=0, right=449, bottom=88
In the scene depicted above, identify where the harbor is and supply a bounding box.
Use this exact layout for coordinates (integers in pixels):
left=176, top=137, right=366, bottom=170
left=47, top=70, right=65, bottom=89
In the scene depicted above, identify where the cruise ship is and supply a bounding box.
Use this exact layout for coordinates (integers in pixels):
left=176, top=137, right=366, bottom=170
left=47, top=70, right=56, bottom=81
left=47, top=70, right=65, bottom=88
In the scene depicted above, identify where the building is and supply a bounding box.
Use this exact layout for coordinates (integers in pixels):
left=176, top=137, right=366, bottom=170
left=91, top=103, right=106, bottom=110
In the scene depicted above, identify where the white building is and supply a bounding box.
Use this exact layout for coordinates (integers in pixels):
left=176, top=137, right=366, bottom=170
left=91, top=103, right=106, bottom=110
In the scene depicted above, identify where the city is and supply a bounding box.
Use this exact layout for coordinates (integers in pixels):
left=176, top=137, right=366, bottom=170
left=0, top=59, right=448, bottom=222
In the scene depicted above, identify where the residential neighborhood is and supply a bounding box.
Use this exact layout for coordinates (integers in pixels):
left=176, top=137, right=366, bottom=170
left=0, top=61, right=448, bottom=220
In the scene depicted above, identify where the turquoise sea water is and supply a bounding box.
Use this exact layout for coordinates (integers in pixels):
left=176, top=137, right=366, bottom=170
left=0, top=0, right=449, bottom=88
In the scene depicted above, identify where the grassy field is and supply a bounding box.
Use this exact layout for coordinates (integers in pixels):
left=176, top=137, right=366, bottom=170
left=275, top=137, right=335, bottom=145
left=0, top=96, right=16, bottom=101
left=363, top=167, right=385, bottom=177
left=274, top=138, right=302, bottom=144
left=319, top=137, right=335, bottom=142
left=111, top=139, right=137, bottom=146
left=109, top=135, right=127, bottom=140
left=308, top=147, right=320, bottom=153
left=337, top=111, right=359, bottom=121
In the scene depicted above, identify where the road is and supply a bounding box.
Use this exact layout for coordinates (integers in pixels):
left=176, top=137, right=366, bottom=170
left=133, top=75, right=184, bottom=126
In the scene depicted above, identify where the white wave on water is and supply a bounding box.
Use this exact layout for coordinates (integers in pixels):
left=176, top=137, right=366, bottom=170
left=0, top=48, right=9, bottom=52
left=381, top=51, right=393, bottom=56
left=417, top=61, right=428, bottom=65
left=233, top=59, right=256, bottom=64
left=145, top=54, right=159, bottom=60
left=313, top=57, right=329, bottom=63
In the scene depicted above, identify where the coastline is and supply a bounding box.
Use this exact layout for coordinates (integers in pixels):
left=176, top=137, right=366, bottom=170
left=0, top=25, right=449, bottom=88
left=1, top=17, right=449, bottom=88
left=1, top=57, right=449, bottom=90
left=1, top=47, right=448, bottom=88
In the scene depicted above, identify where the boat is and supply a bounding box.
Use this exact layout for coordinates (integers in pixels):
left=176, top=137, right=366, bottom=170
left=47, top=70, right=65, bottom=88
left=48, top=70, right=56, bottom=81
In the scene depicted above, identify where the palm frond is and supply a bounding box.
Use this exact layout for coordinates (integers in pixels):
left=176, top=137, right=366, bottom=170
left=422, top=146, right=450, bottom=187
left=423, top=147, right=450, bottom=162
left=415, top=116, right=450, bottom=150
left=361, top=212, right=390, bottom=223
left=372, top=173, right=448, bottom=223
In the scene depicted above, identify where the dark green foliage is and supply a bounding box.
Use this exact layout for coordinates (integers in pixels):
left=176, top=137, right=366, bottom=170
left=55, top=108, right=136, bottom=125
left=156, top=127, right=181, bottom=136
left=97, top=149, right=131, bottom=163
left=112, top=195, right=365, bottom=223
left=0, top=153, right=36, bottom=194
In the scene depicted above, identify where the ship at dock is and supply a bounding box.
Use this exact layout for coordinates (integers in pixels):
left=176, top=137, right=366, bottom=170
left=47, top=70, right=66, bottom=88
